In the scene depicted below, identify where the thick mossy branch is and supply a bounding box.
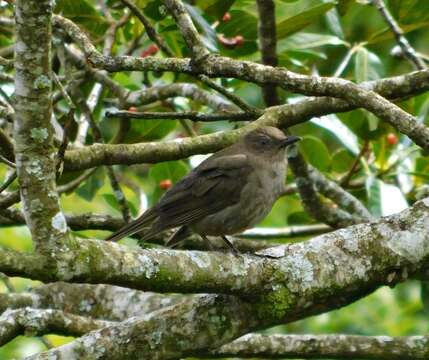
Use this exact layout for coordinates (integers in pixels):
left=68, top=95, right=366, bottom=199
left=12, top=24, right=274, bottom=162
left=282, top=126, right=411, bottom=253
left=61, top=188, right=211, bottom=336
left=24, top=198, right=429, bottom=359
left=0, top=308, right=113, bottom=347
left=14, top=1, right=70, bottom=251
left=0, top=283, right=186, bottom=321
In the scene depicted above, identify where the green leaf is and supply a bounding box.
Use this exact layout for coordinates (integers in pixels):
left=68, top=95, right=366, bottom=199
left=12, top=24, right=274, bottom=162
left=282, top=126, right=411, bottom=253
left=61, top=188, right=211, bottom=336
left=102, top=193, right=119, bottom=211
left=332, top=149, right=355, bottom=173
left=366, top=177, right=408, bottom=217
left=368, top=21, right=429, bottom=44
left=389, top=0, right=429, bottom=25
left=276, top=0, right=337, bottom=39
left=354, top=47, right=383, bottom=83
left=185, top=4, right=218, bottom=51
left=55, top=0, right=109, bottom=37
left=313, top=114, right=359, bottom=155
left=420, top=281, right=429, bottom=314
left=337, top=0, right=354, bottom=16
left=195, top=0, right=236, bottom=19
left=325, top=8, right=345, bottom=39
left=299, top=136, right=332, bottom=171
left=216, top=10, right=258, bottom=40
left=128, top=119, right=177, bottom=142
left=148, top=161, right=189, bottom=203
left=75, top=169, right=104, bottom=201
left=143, top=0, right=167, bottom=21
left=277, top=32, right=347, bottom=52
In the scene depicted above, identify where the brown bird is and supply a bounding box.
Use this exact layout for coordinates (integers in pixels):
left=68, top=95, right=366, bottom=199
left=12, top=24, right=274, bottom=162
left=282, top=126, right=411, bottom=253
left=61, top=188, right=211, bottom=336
left=106, top=126, right=300, bottom=252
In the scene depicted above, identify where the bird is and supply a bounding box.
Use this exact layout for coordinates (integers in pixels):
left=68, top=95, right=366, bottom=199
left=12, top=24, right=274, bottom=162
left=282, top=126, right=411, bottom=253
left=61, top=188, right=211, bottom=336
left=106, top=126, right=300, bottom=252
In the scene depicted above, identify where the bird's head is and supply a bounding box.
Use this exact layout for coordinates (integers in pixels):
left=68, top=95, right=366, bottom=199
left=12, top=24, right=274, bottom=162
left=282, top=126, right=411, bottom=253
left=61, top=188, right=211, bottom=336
left=243, top=126, right=301, bottom=158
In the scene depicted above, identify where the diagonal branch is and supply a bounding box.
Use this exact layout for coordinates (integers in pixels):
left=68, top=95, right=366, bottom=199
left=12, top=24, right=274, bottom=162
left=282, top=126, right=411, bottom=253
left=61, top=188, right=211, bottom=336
left=164, top=0, right=210, bottom=62
left=372, top=0, right=426, bottom=70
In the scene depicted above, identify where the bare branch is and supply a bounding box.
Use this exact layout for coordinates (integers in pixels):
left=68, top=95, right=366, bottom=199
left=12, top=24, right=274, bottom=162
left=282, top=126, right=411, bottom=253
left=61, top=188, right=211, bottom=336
left=208, top=333, right=429, bottom=359
left=372, top=0, right=426, bottom=70
left=0, top=283, right=185, bottom=321
left=0, top=308, right=113, bottom=347
left=164, top=0, right=210, bottom=61
left=106, top=110, right=257, bottom=122
left=256, top=0, right=279, bottom=106
left=120, top=0, right=174, bottom=57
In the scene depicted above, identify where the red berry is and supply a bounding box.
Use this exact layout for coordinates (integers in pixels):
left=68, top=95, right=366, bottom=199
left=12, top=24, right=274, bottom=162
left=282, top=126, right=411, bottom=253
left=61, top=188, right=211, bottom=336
left=128, top=106, right=138, bottom=112
left=386, top=133, right=398, bottom=146
left=159, top=179, right=172, bottom=190
left=222, top=12, right=231, bottom=22
left=235, top=35, right=244, bottom=47
left=140, top=44, right=159, bottom=58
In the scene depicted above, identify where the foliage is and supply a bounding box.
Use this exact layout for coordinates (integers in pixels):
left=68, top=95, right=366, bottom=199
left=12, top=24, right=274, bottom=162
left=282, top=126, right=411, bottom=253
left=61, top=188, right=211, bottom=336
left=0, top=0, right=429, bottom=358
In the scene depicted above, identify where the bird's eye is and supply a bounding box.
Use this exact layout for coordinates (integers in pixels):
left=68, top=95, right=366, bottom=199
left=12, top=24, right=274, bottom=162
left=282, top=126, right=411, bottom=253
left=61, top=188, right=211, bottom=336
left=259, top=136, right=270, bottom=146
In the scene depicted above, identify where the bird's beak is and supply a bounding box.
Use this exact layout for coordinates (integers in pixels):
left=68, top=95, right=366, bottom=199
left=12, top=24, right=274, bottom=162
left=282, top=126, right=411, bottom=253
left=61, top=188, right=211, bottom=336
left=280, top=135, right=301, bottom=148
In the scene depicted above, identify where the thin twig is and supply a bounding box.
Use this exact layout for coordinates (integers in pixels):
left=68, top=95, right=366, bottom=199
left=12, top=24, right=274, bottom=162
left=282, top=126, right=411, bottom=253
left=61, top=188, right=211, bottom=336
left=106, top=110, right=256, bottom=122
left=121, top=0, right=257, bottom=115
left=0, top=171, right=17, bottom=194
left=0, top=154, right=15, bottom=168
left=340, top=140, right=369, bottom=187
left=120, top=0, right=174, bottom=57
left=198, top=75, right=261, bottom=115
left=372, top=0, right=426, bottom=70
left=56, top=109, right=75, bottom=175
left=164, top=0, right=210, bottom=61
left=256, top=0, right=279, bottom=106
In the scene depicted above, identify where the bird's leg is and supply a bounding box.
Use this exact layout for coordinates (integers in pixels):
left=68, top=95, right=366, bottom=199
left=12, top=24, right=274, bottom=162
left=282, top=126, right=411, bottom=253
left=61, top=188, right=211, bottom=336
left=221, top=235, right=240, bottom=255
left=200, top=234, right=217, bottom=251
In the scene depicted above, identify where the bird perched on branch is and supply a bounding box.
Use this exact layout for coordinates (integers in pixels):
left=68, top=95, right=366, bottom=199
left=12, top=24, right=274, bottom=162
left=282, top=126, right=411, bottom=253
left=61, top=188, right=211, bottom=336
left=106, top=126, right=300, bottom=253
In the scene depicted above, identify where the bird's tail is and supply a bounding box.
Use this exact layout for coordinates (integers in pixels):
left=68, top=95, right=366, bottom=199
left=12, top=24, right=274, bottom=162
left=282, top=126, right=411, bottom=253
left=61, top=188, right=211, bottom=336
left=106, top=208, right=158, bottom=242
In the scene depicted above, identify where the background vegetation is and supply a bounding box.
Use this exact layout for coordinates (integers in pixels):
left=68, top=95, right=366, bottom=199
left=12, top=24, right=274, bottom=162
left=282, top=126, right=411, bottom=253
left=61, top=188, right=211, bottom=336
left=0, top=0, right=428, bottom=358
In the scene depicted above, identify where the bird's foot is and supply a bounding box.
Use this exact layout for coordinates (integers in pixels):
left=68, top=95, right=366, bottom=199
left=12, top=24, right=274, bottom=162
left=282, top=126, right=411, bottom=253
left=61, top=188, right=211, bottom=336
left=221, top=236, right=240, bottom=256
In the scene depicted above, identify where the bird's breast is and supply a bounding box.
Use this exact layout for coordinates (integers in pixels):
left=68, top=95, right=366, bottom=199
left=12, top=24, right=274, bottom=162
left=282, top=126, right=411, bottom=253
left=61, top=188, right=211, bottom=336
left=191, top=165, right=285, bottom=236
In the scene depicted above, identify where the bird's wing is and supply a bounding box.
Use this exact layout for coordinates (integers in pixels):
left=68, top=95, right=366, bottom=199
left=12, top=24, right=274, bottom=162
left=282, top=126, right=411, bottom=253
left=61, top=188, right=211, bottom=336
left=154, top=153, right=252, bottom=229
left=105, top=207, right=158, bottom=242
left=106, top=153, right=252, bottom=243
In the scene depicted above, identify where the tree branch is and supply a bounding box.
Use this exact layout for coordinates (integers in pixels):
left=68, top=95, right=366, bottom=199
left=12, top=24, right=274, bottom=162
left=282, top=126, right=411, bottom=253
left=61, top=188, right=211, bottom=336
left=52, top=14, right=429, bottom=151
left=3, top=197, right=429, bottom=358
left=207, top=333, right=429, bottom=359
left=14, top=0, right=69, bottom=251
left=106, top=110, right=256, bottom=122
left=0, top=308, right=113, bottom=347
left=256, top=0, right=279, bottom=106
left=372, top=0, right=426, bottom=70
left=164, top=0, right=210, bottom=62
left=0, top=283, right=185, bottom=321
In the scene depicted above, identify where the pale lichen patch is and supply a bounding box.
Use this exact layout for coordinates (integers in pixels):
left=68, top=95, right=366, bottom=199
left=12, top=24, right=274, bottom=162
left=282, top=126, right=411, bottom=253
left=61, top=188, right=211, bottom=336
left=30, top=127, right=48, bottom=142
left=26, top=159, right=43, bottom=179
left=136, top=253, right=159, bottom=279
left=188, top=252, right=209, bottom=269
left=278, top=253, right=314, bottom=292
left=34, top=74, right=51, bottom=89
left=51, top=212, right=67, bottom=233
left=386, top=229, right=428, bottom=263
